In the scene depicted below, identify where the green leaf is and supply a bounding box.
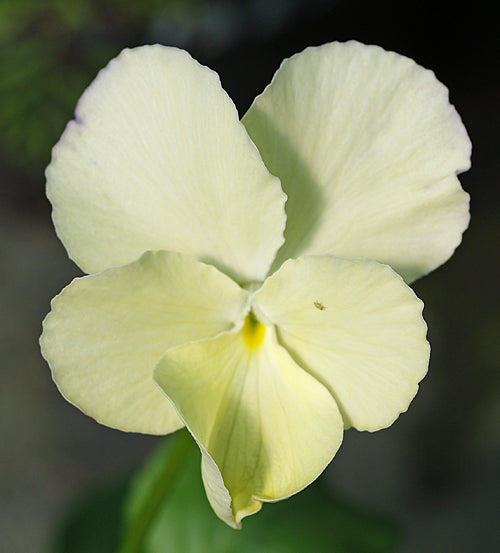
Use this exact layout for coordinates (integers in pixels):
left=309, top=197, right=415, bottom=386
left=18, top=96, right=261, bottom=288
left=123, top=430, right=400, bottom=553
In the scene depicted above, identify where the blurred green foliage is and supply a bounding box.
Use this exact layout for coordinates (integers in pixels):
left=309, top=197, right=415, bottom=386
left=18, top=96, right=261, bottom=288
left=0, top=0, right=198, bottom=170
left=52, top=476, right=130, bottom=553
left=54, top=431, right=400, bottom=553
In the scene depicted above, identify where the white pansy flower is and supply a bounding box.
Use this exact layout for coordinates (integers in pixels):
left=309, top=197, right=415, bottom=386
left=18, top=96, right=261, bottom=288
left=40, top=41, right=470, bottom=528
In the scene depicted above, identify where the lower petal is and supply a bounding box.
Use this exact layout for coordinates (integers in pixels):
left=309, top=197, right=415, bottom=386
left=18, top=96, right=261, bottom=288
left=154, top=322, right=343, bottom=527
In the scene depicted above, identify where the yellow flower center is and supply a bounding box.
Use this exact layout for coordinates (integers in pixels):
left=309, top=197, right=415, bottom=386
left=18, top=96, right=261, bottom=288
left=243, top=311, right=266, bottom=350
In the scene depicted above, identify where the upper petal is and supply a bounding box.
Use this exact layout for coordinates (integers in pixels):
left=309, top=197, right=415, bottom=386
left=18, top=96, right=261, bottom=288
left=253, top=255, right=430, bottom=431
left=47, top=45, right=286, bottom=284
left=242, top=41, right=471, bottom=282
left=153, top=323, right=343, bottom=527
left=40, top=250, right=249, bottom=434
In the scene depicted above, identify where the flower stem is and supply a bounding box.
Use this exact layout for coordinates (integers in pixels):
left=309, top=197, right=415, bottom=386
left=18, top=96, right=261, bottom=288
left=116, top=428, right=193, bottom=553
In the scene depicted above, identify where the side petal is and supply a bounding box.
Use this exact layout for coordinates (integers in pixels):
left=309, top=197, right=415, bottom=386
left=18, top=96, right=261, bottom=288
left=40, top=250, right=249, bottom=434
left=47, top=45, right=286, bottom=284
left=253, top=255, right=430, bottom=431
left=153, top=326, right=343, bottom=527
left=243, top=41, right=471, bottom=282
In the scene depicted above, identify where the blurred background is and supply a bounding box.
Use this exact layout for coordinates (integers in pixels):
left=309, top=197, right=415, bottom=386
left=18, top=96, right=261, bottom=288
left=1, top=0, right=498, bottom=552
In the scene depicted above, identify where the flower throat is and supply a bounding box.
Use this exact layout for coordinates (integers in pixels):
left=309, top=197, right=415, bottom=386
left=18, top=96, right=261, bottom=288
left=243, top=311, right=266, bottom=349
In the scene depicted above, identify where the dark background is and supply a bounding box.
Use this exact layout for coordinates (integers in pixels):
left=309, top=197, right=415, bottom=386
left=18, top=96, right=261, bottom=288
left=1, top=1, right=498, bottom=552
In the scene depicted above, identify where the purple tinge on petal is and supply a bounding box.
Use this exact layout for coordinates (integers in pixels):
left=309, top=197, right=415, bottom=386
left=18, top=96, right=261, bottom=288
left=73, top=110, right=85, bottom=125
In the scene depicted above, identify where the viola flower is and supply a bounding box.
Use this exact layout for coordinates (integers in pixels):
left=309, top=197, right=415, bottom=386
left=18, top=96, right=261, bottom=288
left=40, top=41, right=471, bottom=528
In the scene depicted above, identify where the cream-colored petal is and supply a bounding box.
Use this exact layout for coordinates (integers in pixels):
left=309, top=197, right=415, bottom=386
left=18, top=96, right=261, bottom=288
left=200, top=444, right=237, bottom=528
left=243, top=41, right=471, bottom=282
left=47, top=45, right=285, bottom=284
left=154, top=324, right=343, bottom=527
left=253, top=255, right=430, bottom=431
left=40, top=250, right=249, bottom=434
